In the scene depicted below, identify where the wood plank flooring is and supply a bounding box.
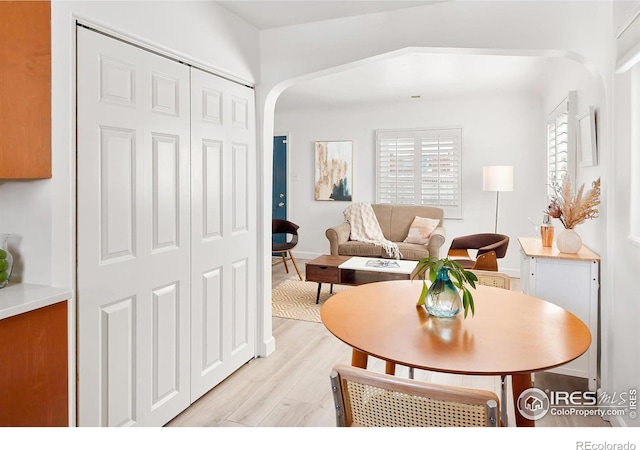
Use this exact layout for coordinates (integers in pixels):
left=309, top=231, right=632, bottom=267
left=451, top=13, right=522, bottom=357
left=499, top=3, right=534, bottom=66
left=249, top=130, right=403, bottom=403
left=166, top=257, right=610, bottom=428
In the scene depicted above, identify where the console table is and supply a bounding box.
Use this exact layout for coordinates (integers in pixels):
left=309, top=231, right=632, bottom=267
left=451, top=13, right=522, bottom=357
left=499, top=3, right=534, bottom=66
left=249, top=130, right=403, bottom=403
left=518, top=237, right=600, bottom=391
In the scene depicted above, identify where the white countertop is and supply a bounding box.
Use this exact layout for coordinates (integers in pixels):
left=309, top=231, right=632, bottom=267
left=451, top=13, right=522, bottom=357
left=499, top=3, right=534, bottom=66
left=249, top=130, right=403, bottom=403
left=0, top=283, right=71, bottom=320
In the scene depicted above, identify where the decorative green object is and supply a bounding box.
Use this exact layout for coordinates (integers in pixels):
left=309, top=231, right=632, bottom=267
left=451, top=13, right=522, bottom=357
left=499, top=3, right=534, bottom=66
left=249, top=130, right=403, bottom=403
left=0, top=234, right=13, bottom=288
left=413, top=256, right=478, bottom=318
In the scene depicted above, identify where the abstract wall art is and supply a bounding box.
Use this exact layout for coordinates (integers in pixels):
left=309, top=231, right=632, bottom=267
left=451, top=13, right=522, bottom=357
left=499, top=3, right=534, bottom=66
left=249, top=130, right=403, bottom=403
left=314, top=141, right=353, bottom=201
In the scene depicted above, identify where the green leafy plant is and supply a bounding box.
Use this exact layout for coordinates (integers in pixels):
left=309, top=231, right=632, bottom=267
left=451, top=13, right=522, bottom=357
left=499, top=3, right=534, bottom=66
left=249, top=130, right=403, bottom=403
left=412, top=256, right=478, bottom=318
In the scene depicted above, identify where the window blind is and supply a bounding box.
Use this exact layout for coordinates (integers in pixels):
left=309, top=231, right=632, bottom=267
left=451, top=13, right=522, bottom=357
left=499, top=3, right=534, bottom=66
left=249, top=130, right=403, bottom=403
left=547, top=92, right=576, bottom=198
left=376, top=128, right=462, bottom=218
left=547, top=102, right=569, bottom=197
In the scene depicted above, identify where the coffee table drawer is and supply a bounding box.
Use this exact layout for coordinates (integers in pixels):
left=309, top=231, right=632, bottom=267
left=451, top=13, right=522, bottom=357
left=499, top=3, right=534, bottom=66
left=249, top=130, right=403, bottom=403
left=306, top=264, right=340, bottom=284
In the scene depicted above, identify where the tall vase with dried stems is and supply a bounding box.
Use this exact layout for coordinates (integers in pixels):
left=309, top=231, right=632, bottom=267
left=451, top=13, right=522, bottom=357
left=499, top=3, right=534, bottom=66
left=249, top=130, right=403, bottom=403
left=546, top=175, right=601, bottom=254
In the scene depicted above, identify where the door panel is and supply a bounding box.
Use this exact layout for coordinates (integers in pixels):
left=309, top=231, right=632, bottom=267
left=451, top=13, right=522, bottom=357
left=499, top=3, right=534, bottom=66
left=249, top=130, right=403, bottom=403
left=102, top=297, right=136, bottom=427
left=272, top=136, right=287, bottom=221
left=78, top=27, right=256, bottom=426
left=272, top=136, right=287, bottom=246
left=77, top=27, right=191, bottom=427
left=190, top=67, right=256, bottom=402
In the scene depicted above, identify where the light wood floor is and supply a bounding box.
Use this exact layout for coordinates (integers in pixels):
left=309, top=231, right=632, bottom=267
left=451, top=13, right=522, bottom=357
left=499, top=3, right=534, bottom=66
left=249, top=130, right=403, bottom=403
left=166, top=257, right=610, bottom=428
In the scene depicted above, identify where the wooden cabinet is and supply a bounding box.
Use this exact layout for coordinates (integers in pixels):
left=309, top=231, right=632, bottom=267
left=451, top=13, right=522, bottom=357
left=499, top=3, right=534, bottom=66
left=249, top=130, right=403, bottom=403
left=518, top=237, right=600, bottom=391
left=0, top=300, right=68, bottom=426
left=0, top=1, right=51, bottom=179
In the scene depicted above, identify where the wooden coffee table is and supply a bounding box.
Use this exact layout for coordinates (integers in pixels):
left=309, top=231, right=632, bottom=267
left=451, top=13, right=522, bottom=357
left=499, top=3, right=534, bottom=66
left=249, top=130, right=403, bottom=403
left=305, top=255, right=420, bottom=303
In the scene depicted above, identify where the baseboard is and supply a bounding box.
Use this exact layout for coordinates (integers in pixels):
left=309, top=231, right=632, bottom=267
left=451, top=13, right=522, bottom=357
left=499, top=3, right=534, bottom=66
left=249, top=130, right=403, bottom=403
left=259, top=336, right=276, bottom=357
left=294, top=251, right=323, bottom=260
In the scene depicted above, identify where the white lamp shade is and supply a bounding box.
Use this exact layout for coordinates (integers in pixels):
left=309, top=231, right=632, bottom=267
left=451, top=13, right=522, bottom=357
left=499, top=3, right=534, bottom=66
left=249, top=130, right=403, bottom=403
left=483, top=166, right=514, bottom=192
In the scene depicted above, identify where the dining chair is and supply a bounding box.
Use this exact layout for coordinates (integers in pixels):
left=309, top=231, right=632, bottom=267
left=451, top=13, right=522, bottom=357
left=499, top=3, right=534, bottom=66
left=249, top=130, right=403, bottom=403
left=330, top=364, right=500, bottom=427
left=470, top=269, right=511, bottom=426
left=469, top=269, right=511, bottom=290
left=272, top=218, right=303, bottom=280
left=447, top=233, right=510, bottom=271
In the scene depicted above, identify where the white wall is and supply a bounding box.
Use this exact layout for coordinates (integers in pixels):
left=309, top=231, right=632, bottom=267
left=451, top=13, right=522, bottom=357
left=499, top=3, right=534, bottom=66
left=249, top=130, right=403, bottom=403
left=608, top=67, right=640, bottom=428
left=602, top=1, right=640, bottom=427
left=540, top=59, right=605, bottom=255
left=0, top=0, right=260, bottom=426
left=0, top=0, right=260, bottom=287
left=275, top=93, right=544, bottom=275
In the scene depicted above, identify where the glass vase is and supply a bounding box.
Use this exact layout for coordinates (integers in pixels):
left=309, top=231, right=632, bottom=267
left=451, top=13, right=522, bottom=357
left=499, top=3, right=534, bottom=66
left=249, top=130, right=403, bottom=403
left=0, top=234, right=13, bottom=288
left=425, top=267, right=461, bottom=318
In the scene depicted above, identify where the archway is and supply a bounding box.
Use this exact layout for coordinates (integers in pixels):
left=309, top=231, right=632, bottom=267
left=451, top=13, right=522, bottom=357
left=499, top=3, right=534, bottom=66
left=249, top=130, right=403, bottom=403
left=256, top=47, right=606, bottom=357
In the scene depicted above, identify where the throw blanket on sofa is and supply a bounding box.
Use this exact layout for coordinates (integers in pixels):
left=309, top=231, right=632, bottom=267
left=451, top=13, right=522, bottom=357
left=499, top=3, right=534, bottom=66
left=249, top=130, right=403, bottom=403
left=343, top=202, right=402, bottom=259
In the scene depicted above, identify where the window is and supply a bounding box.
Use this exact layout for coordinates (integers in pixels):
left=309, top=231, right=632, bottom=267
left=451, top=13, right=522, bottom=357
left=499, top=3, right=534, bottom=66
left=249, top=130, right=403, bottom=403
left=376, top=128, right=462, bottom=218
left=546, top=91, right=576, bottom=198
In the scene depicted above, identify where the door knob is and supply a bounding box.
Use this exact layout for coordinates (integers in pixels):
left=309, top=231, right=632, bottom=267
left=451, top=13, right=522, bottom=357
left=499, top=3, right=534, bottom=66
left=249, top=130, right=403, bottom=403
left=279, top=193, right=285, bottom=198
left=278, top=202, right=285, bottom=207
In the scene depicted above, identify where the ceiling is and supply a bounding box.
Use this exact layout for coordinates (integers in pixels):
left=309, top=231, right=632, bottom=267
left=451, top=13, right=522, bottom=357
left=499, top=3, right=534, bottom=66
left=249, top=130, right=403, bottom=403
left=216, top=1, right=439, bottom=30
left=275, top=53, right=582, bottom=110
left=217, top=1, right=585, bottom=110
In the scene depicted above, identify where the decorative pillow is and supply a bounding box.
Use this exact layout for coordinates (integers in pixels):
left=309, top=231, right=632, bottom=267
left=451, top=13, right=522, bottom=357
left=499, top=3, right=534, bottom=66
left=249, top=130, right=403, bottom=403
left=403, top=216, right=440, bottom=245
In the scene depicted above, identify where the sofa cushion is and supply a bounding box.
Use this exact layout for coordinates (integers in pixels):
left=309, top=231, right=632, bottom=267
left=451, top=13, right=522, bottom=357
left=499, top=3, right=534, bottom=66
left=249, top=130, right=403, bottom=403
left=397, top=242, right=430, bottom=261
left=339, top=241, right=431, bottom=260
left=403, top=216, right=440, bottom=244
left=371, top=204, right=394, bottom=240
left=388, top=205, right=443, bottom=242
left=338, top=241, right=384, bottom=258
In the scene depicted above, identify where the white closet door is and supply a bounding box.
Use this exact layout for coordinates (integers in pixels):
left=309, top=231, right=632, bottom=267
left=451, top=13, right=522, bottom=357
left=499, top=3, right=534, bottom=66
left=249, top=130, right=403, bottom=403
left=190, top=67, right=256, bottom=401
left=77, top=28, right=191, bottom=426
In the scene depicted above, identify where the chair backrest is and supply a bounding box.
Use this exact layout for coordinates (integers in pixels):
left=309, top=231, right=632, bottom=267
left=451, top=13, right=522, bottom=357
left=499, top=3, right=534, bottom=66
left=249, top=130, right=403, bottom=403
left=272, top=218, right=299, bottom=235
left=471, top=251, right=498, bottom=271
left=470, top=269, right=511, bottom=290
left=330, top=364, right=500, bottom=427
left=448, top=233, right=509, bottom=258
left=272, top=219, right=299, bottom=249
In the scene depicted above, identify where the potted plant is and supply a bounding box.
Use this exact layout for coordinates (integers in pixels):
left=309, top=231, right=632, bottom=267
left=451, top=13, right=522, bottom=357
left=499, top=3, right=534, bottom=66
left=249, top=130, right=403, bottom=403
left=546, top=174, right=601, bottom=253
left=412, top=256, right=478, bottom=319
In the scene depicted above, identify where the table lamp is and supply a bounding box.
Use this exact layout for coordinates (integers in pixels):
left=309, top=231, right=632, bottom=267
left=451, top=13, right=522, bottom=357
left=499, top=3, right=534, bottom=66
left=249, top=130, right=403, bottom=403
left=483, top=166, right=514, bottom=233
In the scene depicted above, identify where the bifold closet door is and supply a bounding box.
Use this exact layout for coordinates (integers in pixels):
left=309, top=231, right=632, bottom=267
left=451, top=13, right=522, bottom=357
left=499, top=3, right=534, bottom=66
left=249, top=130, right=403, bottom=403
left=77, top=28, right=191, bottom=426
left=189, top=67, right=256, bottom=401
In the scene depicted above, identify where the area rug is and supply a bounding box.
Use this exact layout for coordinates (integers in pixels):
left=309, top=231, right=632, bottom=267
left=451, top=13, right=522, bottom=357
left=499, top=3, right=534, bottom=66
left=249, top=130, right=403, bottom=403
left=271, top=278, right=351, bottom=323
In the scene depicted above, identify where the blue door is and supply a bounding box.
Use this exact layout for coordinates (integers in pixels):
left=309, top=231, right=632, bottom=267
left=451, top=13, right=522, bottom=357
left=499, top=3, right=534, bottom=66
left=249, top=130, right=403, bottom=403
left=272, top=136, right=287, bottom=244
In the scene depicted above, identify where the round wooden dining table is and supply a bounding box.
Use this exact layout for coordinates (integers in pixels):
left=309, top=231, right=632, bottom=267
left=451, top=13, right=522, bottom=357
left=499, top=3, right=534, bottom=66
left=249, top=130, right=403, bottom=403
left=320, top=279, right=591, bottom=427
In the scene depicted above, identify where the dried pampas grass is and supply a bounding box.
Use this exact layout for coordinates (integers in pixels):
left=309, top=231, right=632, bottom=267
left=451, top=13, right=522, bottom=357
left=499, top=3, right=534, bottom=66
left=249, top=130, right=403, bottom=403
left=546, top=174, right=601, bottom=229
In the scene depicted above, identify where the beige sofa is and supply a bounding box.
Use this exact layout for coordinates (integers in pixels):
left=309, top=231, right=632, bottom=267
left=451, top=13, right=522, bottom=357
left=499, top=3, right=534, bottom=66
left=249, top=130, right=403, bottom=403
left=325, top=204, right=446, bottom=260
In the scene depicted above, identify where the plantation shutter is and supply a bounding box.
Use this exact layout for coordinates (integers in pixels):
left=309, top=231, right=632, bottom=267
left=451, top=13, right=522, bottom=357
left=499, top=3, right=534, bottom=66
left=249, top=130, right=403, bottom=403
left=376, top=128, right=462, bottom=218
left=547, top=103, right=568, bottom=197
left=547, top=91, right=576, bottom=198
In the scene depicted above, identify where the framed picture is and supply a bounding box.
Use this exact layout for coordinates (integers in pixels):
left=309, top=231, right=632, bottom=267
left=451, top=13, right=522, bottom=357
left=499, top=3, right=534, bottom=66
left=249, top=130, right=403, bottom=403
left=577, top=106, right=597, bottom=167
left=314, top=141, right=353, bottom=201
